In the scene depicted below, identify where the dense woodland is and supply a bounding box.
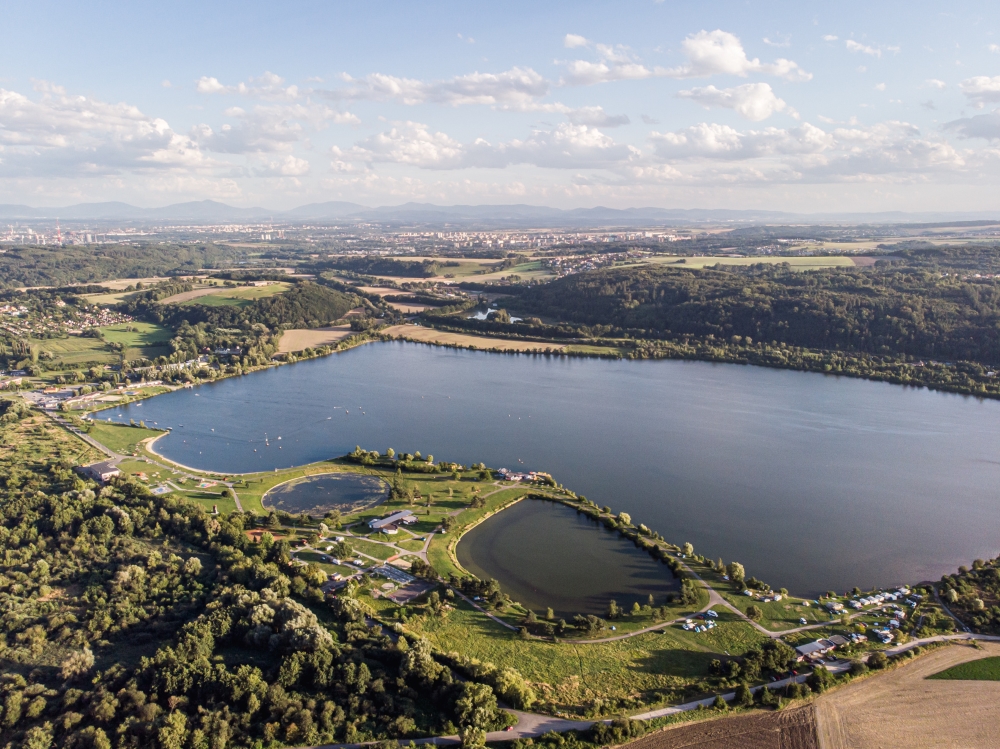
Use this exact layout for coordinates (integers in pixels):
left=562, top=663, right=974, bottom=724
left=483, top=248, right=1000, bottom=368
left=0, top=245, right=245, bottom=289
left=0, top=408, right=511, bottom=749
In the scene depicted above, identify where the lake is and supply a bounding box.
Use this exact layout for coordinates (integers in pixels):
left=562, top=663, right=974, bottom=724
left=457, top=498, right=680, bottom=617
left=101, top=340, right=1000, bottom=596
left=263, top=473, right=388, bottom=516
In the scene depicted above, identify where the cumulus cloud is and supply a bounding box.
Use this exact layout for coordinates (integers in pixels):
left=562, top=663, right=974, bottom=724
left=925, top=79, right=946, bottom=89
left=191, top=103, right=357, bottom=154
left=664, top=30, right=812, bottom=81
left=336, top=121, right=638, bottom=170
left=561, top=30, right=811, bottom=85
left=845, top=40, right=894, bottom=58
left=960, top=76, right=1000, bottom=108
left=823, top=35, right=839, bottom=42
left=677, top=83, right=789, bottom=121
left=564, top=33, right=589, bottom=48
left=255, top=154, right=311, bottom=176
left=196, top=72, right=301, bottom=101
left=0, top=82, right=211, bottom=177
left=321, top=67, right=549, bottom=107
left=648, top=119, right=964, bottom=180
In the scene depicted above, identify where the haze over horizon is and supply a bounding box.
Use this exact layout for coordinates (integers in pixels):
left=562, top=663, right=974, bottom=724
left=3, top=1, right=1000, bottom=213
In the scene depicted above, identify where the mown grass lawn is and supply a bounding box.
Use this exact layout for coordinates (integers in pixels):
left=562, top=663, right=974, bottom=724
left=33, top=336, right=117, bottom=366
left=86, top=420, right=162, bottom=455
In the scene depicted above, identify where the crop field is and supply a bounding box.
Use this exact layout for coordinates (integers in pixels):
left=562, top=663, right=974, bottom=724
left=626, top=705, right=818, bottom=749
left=32, top=336, right=117, bottom=366
left=181, top=282, right=291, bottom=307
left=99, top=321, right=173, bottom=359
left=640, top=255, right=860, bottom=271
left=277, top=324, right=355, bottom=353
left=930, top=654, right=1000, bottom=680
left=468, top=261, right=554, bottom=283
left=815, top=643, right=1000, bottom=748
left=382, top=324, right=567, bottom=352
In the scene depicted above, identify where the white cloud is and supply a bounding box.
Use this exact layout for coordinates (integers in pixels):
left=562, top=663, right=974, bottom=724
left=990, top=44, right=1000, bottom=54
left=562, top=30, right=811, bottom=85
left=323, top=67, right=549, bottom=107
left=191, top=103, right=357, bottom=154
left=875, top=83, right=886, bottom=91
left=960, top=76, right=1000, bottom=108
left=256, top=154, right=311, bottom=176
left=763, top=36, right=790, bottom=48
left=0, top=83, right=211, bottom=177
left=647, top=119, right=965, bottom=182
left=196, top=72, right=300, bottom=101
left=846, top=40, right=881, bottom=58
left=823, top=34, right=839, bottom=42
left=677, top=83, right=789, bottom=121
left=924, top=79, right=946, bottom=89
left=665, top=30, right=812, bottom=81
left=338, top=121, right=638, bottom=170
left=564, top=33, right=589, bottom=48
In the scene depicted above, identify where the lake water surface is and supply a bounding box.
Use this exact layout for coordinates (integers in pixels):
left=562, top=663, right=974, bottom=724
left=263, top=473, right=388, bottom=516
left=102, top=340, right=1000, bottom=596
left=457, top=498, right=679, bottom=617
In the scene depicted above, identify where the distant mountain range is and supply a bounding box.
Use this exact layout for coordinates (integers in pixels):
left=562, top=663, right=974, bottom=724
left=0, top=199, right=999, bottom=227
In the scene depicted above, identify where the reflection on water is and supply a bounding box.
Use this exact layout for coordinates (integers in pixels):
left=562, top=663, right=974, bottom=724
left=263, top=473, right=387, bottom=516
left=101, top=340, right=1000, bottom=596
left=457, top=498, right=680, bottom=617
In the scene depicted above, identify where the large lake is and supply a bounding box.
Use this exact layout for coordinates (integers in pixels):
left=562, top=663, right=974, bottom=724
left=102, top=340, right=1000, bottom=596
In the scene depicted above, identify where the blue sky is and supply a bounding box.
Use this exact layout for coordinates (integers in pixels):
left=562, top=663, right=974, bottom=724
left=2, top=0, right=1000, bottom=211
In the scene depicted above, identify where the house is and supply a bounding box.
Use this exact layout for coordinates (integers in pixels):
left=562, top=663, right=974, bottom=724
left=76, top=461, right=121, bottom=484
left=368, top=510, right=418, bottom=531
left=794, top=639, right=836, bottom=659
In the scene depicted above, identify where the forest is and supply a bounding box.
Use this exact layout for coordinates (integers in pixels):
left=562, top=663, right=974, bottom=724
left=0, top=245, right=246, bottom=289
left=506, top=249, right=1000, bottom=366
left=0, top=406, right=511, bottom=749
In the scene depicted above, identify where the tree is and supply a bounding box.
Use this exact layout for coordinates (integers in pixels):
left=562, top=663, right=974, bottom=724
left=618, top=512, right=632, bottom=526
left=454, top=682, right=497, bottom=729
left=735, top=682, right=753, bottom=707
left=60, top=647, right=95, bottom=681
left=713, top=694, right=728, bottom=710
left=631, top=601, right=641, bottom=615
left=682, top=542, right=694, bottom=556
left=727, top=562, right=746, bottom=584
left=746, top=605, right=764, bottom=621
left=386, top=447, right=395, bottom=458
left=606, top=599, right=620, bottom=619
left=545, top=607, right=554, bottom=621
left=868, top=651, right=888, bottom=670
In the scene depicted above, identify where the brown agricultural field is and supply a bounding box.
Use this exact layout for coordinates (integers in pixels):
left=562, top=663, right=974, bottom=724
left=815, top=642, right=1000, bottom=748
left=381, top=324, right=566, bottom=352
left=624, top=706, right=817, bottom=749
left=277, top=324, right=355, bottom=352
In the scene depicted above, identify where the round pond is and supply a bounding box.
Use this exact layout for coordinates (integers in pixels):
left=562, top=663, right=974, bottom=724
left=457, top=498, right=681, bottom=618
left=263, top=473, right=388, bottom=516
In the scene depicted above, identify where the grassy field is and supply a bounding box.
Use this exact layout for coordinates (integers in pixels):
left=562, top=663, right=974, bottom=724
left=696, top=565, right=831, bottom=631
left=343, top=536, right=398, bottom=560
left=85, top=420, right=162, bottom=455
left=640, top=255, right=860, bottom=271
left=32, top=336, right=117, bottom=366
left=99, top=321, right=173, bottom=359
left=81, top=289, right=143, bottom=305
left=180, top=282, right=290, bottom=307
left=401, top=596, right=743, bottom=716
left=929, top=655, right=1000, bottom=680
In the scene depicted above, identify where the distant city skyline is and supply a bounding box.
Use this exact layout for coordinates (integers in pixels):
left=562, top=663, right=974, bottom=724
left=2, top=0, right=1000, bottom=212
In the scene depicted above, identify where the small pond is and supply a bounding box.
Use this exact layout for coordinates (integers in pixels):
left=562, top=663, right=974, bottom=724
left=263, top=473, right=388, bottom=517
left=457, top=498, right=680, bottom=618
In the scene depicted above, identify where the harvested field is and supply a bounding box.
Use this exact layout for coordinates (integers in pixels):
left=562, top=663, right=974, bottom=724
left=815, top=642, right=1000, bottom=748
left=157, top=286, right=222, bottom=304
left=624, top=706, right=817, bottom=749
left=388, top=302, right=433, bottom=313
left=278, top=325, right=355, bottom=353
left=381, top=325, right=565, bottom=352
left=355, top=286, right=401, bottom=296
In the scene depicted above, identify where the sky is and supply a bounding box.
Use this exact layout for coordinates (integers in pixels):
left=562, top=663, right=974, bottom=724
left=2, top=0, right=1000, bottom=212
